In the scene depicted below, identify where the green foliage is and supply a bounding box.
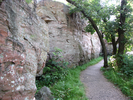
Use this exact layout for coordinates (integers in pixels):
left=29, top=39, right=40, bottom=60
left=0, top=0, right=2, bottom=2
left=102, top=68, right=133, bottom=99
left=69, top=0, right=133, bottom=53
left=77, top=56, right=103, bottom=71
left=36, top=48, right=69, bottom=92
left=102, top=55, right=133, bottom=99
left=108, top=55, right=118, bottom=70
left=108, top=55, right=133, bottom=78
left=102, top=21, right=119, bottom=42
left=85, top=24, right=95, bottom=34
left=25, top=0, right=32, bottom=4
left=117, top=54, right=133, bottom=78
left=50, top=70, right=88, bottom=100
left=50, top=57, right=103, bottom=100
left=69, top=6, right=81, bottom=15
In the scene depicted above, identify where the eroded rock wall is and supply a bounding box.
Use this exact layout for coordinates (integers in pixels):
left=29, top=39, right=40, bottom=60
left=37, top=1, right=101, bottom=66
left=0, top=0, right=49, bottom=99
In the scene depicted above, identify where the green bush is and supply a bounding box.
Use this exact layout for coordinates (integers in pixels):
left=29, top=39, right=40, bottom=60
left=118, top=55, right=133, bottom=78
left=108, top=55, right=133, bottom=78
left=36, top=49, right=103, bottom=99
left=36, top=48, right=69, bottom=92
left=103, top=68, right=133, bottom=99
left=102, top=55, right=133, bottom=99
left=108, top=55, right=118, bottom=71
left=50, top=57, right=103, bottom=100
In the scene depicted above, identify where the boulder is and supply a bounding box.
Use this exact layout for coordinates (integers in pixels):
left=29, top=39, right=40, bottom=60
left=0, top=0, right=49, bottom=99
left=35, top=86, right=54, bottom=100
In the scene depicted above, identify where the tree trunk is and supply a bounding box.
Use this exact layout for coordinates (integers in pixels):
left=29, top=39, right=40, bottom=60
left=118, top=0, right=127, bottom=54
left=118, top=30, right=125, bottom=54
left=102, top=18, right=117, bottom=55
left=111, top=34, right=117, bottom=55
left=88, top=17, right=108, bottom=67
left=66, top=0, right=108, bottom=67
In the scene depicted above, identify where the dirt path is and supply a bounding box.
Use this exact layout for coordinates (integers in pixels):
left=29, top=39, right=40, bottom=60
left=80, top=60, right=129, bottom=100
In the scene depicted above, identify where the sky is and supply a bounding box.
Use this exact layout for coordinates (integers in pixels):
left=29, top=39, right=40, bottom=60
left=53, top=0, right=68, bottom=4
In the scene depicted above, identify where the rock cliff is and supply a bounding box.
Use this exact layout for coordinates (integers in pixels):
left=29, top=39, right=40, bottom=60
left=0, top=0, right=101, bottom=99
left=37, top=1, right=101, bottom=66
left=0, top=0, right=49, bottom=99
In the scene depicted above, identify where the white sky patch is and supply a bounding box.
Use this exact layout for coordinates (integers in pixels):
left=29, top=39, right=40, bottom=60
left=108, top=0, right=116, bottom=6
left=53, top=0, right=68, bottom=4
left=110, top=15, right=116, bottom=21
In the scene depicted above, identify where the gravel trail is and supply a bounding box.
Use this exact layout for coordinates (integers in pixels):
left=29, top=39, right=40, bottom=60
left=80, top=60, right=129, bottom=100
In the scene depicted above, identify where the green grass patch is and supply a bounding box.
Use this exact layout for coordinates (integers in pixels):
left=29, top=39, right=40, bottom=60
left=50, top=57, right=103, bottom=100
left=101, top=55, right=133, bottom=99
left=101, top=67, right=133, bottom=99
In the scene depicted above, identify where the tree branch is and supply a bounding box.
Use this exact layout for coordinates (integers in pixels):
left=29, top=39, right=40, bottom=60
left=66, top=0, right=108, bottom=67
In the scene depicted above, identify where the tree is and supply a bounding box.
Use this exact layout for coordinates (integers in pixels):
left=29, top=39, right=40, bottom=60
left=118, top=0, right=127, bottom=54
left=101, top=19, right=119, bottom=55
left=67, top=0, right=108, bottom=67
left=101, top=0, right=133, bottom=55
left=67, top=0, right=133, bottom=68
left=117, top=0, right=133, bottom=54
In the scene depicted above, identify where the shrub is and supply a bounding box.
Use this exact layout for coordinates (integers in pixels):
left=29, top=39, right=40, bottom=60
left=117, top=54, right=133, bottom=78
left=50, top=57, right=103, bottom=100
left=102, top=55, right=133, bottom=99
left=108, top=55, right=133, bottom=78
left=36, top=48, right=69, bottom=92
left=108, top=55, right=118, bottom=71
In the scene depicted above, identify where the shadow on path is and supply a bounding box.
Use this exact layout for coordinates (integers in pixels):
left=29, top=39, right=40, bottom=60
left=80, top=60, right=129, bottom=100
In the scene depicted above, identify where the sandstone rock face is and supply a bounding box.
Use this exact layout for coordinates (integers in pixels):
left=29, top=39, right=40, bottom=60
left=106, top=43, right=113, bottom=55
left=104, top=39, right=113, bottom=55
left=37, top=1, right=101, bottom=66
left=0, top=0, right=49, bottom=100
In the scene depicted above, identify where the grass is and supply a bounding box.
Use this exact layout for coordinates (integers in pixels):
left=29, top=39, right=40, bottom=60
left=101, top=55, right=133, bottom=99
left=101, top=67, right=133, bottom=100
left=50, top=57, right=103, bottom=100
